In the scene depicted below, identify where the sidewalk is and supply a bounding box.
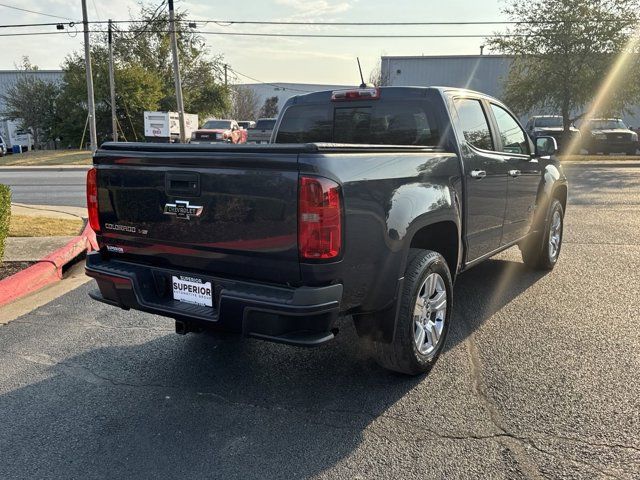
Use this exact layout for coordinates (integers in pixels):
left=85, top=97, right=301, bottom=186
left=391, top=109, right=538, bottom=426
left=3, top=203, right=87, bottom=262
left=0, top=203, right=96, bottom=307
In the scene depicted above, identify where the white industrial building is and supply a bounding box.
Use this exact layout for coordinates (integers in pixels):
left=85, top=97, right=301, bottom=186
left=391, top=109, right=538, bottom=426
left=0, top=70, right=64, bottom=114
left=380, top=54, right=640, bottom=127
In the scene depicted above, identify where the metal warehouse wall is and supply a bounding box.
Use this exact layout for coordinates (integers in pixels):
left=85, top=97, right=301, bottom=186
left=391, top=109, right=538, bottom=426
left=382, top=55, right=512, bottom=98
left=381, top=55, right=640, bottom=127
left=0, top=70, right=64, bottom=115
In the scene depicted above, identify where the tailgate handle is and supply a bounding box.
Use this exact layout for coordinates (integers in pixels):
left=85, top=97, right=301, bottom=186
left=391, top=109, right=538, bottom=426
left=166, top=172, right=200, bottom=196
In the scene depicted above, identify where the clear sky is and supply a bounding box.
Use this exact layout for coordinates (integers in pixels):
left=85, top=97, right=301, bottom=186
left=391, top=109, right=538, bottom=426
left=0, top=0, right=506, bottom=84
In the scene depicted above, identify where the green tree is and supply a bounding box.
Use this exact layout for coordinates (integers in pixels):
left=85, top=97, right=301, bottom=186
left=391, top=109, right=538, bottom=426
left=259, top=96, right=279, bottom=118
left=488, top=0, right=640, bottom=137
left=57, top=48, right=164, bottom=145
left=57, top=2, right=230, bottom=146
left=112, top=3, right=229, bottom=117
left=0, top=59, right=59, bottom=148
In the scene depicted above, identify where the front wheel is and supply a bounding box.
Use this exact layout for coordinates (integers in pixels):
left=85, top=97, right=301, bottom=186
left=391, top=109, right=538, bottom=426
left=370, top=249, right=453, bottom=375
left=521, top=199, right=564, bottom=270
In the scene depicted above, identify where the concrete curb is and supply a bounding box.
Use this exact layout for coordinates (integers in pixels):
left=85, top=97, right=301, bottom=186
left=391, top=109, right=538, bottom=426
left=0, top=223, right=97, bottom=307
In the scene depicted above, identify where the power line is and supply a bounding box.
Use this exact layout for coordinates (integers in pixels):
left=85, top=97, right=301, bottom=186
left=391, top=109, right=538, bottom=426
left=3, top=25, right=633, bottom=40
left=184, top=30, right=535, bottom=38
left=0, top=31, right=69, bottom=37
left=186, top=18, right=628, bottom=26
left=228, top=68, right=314, bottom=92
left=1, top=18, right=635, bottom=29
left=0, top=29, right=556, bottom=39
left=0, top=2, right=76, bottom=21
left=0, top=26, right=548, bottom=39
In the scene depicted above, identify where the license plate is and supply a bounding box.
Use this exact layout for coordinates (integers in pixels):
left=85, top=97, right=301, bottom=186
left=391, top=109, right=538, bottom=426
left=172, top=275, right=213, bottom=307
left=216, top=133, right=223, bottom=139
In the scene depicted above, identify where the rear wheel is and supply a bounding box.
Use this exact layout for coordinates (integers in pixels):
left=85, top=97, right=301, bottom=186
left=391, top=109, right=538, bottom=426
left=626, top=147, right=637, bottom=156
left=521, top=198, right=564, bottom=270
left=370, top=249, right=452, bottom=375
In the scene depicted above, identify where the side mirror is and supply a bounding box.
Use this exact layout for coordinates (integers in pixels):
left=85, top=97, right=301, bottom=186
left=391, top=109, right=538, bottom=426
left=535, top=136, right=558, bottom=157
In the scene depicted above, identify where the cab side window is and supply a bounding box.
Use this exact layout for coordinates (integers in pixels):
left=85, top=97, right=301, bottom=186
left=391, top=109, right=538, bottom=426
left=490, top=104, right=529, bottom=155
left=453, top=98, right=494, bottom=151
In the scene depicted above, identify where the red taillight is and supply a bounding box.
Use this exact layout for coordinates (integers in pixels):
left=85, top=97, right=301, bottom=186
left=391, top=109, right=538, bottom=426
left=86, top=167, right=100, bottom=233
left=298, top=176, right=342, bottom=260
left=331, top=88, right=380, bottom=102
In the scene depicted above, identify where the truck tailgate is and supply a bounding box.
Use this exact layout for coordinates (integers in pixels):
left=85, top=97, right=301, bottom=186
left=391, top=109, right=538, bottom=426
left=94, top=148, right=300, bottom=284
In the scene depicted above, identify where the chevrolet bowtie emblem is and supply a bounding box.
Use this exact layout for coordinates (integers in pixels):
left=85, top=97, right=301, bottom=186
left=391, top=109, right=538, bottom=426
left=163, top=200, right=203, bottom=220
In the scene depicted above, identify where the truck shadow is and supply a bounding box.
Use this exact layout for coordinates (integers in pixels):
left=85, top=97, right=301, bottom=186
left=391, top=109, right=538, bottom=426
left=0, top=257, right=548, bottom=478
left=446, top=257, right=550, bottom=353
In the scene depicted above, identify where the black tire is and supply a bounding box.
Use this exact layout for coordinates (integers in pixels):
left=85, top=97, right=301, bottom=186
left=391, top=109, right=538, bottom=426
left=521, top=198, right=564, bottom=270
left=626, top=148, right=637, bottom=156
left=370, top=249, right=453, bottom=375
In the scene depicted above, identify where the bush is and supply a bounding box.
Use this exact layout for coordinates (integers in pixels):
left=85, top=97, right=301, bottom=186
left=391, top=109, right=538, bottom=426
left=0, top=184, right=11, bottom=262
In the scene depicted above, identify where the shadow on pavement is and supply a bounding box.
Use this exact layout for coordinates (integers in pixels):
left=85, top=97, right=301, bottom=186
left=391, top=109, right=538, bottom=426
left=447, top=258, right=549, bottom=353
left=0, top=257, right=548, bottom=479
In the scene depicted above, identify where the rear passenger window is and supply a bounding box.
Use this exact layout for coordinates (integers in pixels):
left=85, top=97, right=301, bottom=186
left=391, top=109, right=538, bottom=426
left=490, top=104, right=529, bottom=155
left=454, top=98, right=493, bottom=151
left=275, top=105, right=332, bottom=143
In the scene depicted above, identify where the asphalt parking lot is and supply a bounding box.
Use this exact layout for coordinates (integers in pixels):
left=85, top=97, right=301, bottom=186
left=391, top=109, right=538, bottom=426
left=0, top=163, right=638, bottom=479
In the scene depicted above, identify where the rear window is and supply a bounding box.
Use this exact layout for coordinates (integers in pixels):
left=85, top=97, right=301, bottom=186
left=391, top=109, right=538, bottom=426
left=255, top=119, right=276, bottom=130
left=275, top=101, right=440, bottom=145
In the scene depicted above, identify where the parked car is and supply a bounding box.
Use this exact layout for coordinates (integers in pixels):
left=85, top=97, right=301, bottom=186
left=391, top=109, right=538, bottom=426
left=86, top=86, right=567, bottom=375
left=190, top=119, right=248, bottom=144
left=246, top=118, right=277, bottom=144
left=525, top=115, right=581, bottom=151
left=238, top=121, right=256, bottom=130
left=581, top=118, right=638, bottom=155
left=0, top=136, right=7, bottom=156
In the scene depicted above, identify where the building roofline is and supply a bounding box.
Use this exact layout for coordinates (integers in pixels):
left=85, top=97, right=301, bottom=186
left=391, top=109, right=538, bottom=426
left=381, top=55, right=514, bottom=60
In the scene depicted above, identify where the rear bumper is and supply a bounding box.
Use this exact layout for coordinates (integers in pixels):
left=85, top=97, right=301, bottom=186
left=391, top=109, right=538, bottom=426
left=85, top=252, right=342, bottom=346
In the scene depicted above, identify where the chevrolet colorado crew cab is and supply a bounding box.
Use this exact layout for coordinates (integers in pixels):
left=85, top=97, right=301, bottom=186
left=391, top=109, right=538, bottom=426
left=85, top=86, right=568, bottom=375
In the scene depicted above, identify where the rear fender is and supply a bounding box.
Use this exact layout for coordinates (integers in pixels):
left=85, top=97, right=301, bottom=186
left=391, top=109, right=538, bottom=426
left=531, top=161, right=567, bottom=234
left=353, top=184, right=461, bottom=343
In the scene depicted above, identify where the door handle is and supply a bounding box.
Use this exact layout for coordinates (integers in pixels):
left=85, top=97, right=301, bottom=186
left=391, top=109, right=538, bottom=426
left=509, top=169, right=521, bottom=177
left=470, top=170, right=486, bottom=179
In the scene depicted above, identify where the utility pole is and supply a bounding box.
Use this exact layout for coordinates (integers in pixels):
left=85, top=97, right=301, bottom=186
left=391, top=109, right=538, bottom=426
left=108, top=19, right=118, bottom=142
left=81, top=0, right=97, bottom=151
left=168, top=0, right=186, bottom=143
left=224, top=64, right=228, bottom=86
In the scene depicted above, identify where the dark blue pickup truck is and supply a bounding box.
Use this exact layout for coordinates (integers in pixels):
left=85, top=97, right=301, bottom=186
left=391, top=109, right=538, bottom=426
left=85, top=86, right=567, bottom=375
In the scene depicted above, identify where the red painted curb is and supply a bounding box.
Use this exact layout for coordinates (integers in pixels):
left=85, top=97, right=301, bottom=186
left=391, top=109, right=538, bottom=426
left=0, top=223, right=97, bottom=307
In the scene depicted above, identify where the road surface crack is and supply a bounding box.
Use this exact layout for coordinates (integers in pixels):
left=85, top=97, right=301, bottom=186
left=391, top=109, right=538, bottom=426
left=463, top=332, right=629, bottom=480
left=1, top=347, right=634, bottom=478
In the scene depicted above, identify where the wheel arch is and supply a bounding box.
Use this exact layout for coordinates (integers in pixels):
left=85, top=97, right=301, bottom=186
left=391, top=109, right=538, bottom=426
left=553, top=183, right=568, bottom=212
left=408, top=220, right=460, bottom=279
